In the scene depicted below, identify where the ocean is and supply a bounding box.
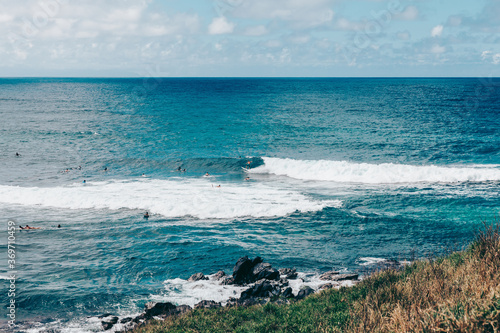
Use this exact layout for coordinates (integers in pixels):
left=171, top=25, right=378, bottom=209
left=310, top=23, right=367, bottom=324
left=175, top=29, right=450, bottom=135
left=0, top=78, right=499, bottom=332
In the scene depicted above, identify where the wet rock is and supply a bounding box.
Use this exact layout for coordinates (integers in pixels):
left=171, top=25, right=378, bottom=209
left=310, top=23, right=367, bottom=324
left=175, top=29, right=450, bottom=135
left=319, top=271, right=340, bottom=280
left=319, top=283, right=337, bottom=290
left=144, top=302, right=178, bottom=318
left=221, top=276, right=235, bottom=285
left=278, top=278, right=289, bottom=286
left=119, top=317, right=133, bottom=324
left=176, top=305, right=192, bottom=314
left=329, top=274, right=359, bottom=282
left=232, top=256, right=265, bottom=284
left=188, top=272, right=208, bottom=282
left=279, top=268, right=298, bottom=280
left=240, top=280, right=280, bottom=299
left=252, top=262, right=279, bottom=281
left=296, top=286, right=314, bottom=300
left=233, top=256, right=255, bottom=284
left=97, top=313, right=114, bottom=319
left=101, top=316, right=118, bottom=331
left=212, top=270, right=227, bottom=281
left=281, top=287, right=294, bottom=298
left=195, top=300, right=222, bottom=309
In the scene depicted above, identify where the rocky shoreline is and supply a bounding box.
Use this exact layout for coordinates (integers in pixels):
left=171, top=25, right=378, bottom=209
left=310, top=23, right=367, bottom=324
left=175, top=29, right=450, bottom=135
left=99, top=256, right=365, bottom=332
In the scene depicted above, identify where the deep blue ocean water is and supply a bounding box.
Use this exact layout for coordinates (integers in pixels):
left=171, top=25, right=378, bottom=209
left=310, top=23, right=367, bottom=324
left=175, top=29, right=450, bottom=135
left=0, top=78, right=499, bottom=332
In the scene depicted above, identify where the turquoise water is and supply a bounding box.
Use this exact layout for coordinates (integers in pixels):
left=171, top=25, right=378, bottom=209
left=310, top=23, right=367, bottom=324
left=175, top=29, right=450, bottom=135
left=0, top=78, right=499, bottom=331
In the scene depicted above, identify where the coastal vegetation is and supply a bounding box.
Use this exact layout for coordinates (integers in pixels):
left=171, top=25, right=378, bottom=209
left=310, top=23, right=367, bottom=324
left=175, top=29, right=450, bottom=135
left=133, top=223, right=500, bottom=332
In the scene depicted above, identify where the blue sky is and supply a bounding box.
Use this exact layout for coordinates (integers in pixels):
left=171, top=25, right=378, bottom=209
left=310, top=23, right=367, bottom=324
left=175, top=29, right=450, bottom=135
left=1, top=0, right=499, bottom=77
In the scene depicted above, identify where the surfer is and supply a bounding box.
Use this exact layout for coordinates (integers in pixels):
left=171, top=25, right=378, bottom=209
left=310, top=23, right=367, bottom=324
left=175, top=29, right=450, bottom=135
left=83, top=180, right=86, bottom=184
left=15, top=152, right=20, bottom=157
left=177, top=166, right=182, bottom=172
left=244, top=177, right=250, bottom=181
left=104, top=167, right=108, bottom=172
left=21, top=225, right=40, bottom=230
left=205, top=172, right=210, bottom=177
left=57, top=224, right=61, bottom=228
left=144, top=212, right=149, bottom=219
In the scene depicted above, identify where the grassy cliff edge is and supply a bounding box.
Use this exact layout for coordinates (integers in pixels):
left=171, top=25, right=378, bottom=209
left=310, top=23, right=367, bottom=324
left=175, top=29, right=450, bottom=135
left=133, top=224, right=500, bottom=333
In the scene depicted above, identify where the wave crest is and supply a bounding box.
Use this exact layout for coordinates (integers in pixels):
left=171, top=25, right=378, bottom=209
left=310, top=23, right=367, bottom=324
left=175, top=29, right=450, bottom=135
left=0, top=178, right=340, bottom=219
left=248, top=157, right=500, bottom=184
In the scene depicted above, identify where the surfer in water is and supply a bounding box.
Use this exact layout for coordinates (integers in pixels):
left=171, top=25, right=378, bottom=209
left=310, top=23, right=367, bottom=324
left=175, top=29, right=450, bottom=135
left=204, top=172, right=210, bottom=177
left=20, top=225, right=40, bottom=230
left=144, top=212, right=149, bottom=219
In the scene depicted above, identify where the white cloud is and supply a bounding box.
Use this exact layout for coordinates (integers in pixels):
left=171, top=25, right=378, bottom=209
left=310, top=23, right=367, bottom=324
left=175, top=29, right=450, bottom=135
left=208, top=16, right=235, bottom=35
left=395, top=6, right=419, bottom=21
left=493, top=54, right=500, bottom=65
left=430, top=44, right=445, bottom=54
left=431, top=25, right=443, bottom=37
left=481, top=51, right=500, bottom=64
left=233, top=0, right=335, bottom=29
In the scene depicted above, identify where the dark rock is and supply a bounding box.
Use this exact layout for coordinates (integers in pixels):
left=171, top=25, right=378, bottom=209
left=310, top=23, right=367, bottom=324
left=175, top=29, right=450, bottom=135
left=252, top=256, right=263, bottom=265
left=296, top=286, right=314, bottom=300
left=97, top=313, right=115, bottom=319
left=319, top=283, right=337, bottom=290
left=144, top=302, right=177, bottom=318
left=221, top=276, right=235, bottom=285
left=188, top=272, right=208, bottom=282
left=281, top=287, right=294, bottom=298
left=329, top=274, right=359, bottom=282
left=252, top=262, right=279, bottom=281
left=195, top=300, right=222, bottom=309
left=279, top=268, right=298, bottom=279
left=319, top=271, right=340, bottom=280
left=176, top=305, right=192, bottom=314
left=120, top=317, right=133, bottom=324
left=240, top=280, right=280, bottom=299
left=212, top=270, right=227, bottom=281
left=101, top=316, right=118, bottom=331
left=278, top=278, right=289, bottom=286
left=232, top=256, right=255, bottom=284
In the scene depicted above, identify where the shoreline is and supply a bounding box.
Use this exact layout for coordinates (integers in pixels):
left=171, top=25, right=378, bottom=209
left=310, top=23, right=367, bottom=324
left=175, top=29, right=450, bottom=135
left=94, top=255, right=406, bottom=332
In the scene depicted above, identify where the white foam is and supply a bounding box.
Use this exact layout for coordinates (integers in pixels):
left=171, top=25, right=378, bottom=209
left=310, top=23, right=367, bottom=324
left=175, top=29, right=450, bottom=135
left=248, top=157, right=500, bottom=184
left=158, top=276, right=247, bottom=307
left=357, top=257, right=388, bottom=266
left=0, top=178, right=340, bottom=219
left=157, top=272, right=357, bottom=308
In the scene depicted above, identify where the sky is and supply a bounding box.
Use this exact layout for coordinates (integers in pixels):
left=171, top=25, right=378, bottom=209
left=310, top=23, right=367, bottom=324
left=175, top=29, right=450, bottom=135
left=1, top=0, right=500, bottom=77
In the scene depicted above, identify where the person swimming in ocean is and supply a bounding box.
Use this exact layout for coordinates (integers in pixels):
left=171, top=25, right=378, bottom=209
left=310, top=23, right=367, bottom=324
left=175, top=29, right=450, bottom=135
left=244, top=177, right=250, bottom=181
left=15, top=152, right=20, bottom=157
left=177, top=166, right=182, bottom=171
left=104, top=167, right=108, bottom=172
left=83, top=179, right=86, bottom=183
left=20, top=225, right=40, bottom=230
left=144, top=212, right=149, bottom=218
left=205, top=172, right=210, bottom=177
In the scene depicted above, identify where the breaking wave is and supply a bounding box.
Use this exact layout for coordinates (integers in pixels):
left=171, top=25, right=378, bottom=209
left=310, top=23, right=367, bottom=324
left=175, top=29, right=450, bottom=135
left=248, top=157, right=500, bottom=184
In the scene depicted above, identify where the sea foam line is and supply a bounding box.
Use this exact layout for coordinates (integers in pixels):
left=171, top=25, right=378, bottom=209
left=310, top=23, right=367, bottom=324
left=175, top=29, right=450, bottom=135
left=248, top=157, right=500, bottom=184
left=0, top=179, right=341, bottom=219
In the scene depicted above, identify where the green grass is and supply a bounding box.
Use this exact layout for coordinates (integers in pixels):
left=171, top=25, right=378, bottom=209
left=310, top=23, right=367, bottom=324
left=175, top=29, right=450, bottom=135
left=133, top=223, right=500, bottom=333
